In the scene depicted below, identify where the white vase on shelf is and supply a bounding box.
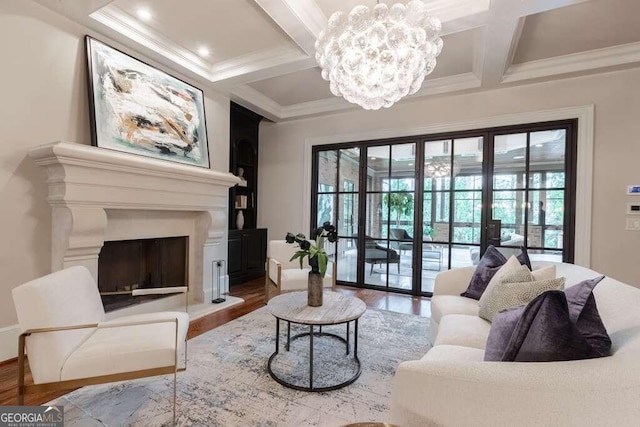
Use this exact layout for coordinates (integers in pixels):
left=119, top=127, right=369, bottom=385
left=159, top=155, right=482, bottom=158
left=236, top=210, right=245, bottom=230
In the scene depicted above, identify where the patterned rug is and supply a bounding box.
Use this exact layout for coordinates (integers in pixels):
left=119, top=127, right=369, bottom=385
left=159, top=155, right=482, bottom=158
left=50, top=306, right=431, bottom=426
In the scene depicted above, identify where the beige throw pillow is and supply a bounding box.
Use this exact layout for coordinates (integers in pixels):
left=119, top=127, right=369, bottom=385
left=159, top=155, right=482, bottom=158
left=485, top=255, right=521, bottom=289
left=479, top=265, right=565, bottom=322
left=532, top=264, right=556, bottom=281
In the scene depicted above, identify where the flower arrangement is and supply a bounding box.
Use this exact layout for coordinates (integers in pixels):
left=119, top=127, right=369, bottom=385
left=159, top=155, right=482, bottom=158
left=285, top=222, right=338, bottom=277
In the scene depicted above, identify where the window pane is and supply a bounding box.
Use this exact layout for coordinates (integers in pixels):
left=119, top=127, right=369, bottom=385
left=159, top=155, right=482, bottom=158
left=367, top=146, right=390, bottom=191
left=317, top=194, right=336, bottom=226
left=423, top=192, right=433, bottom=237
left=546, top=190, right=564, bottom=226
left=318, top=150, right=337, bottom=192
left=492, top=190, right=525, bottom=241
left=366, top=193, right=385, bottom=239
left=391, top=143, right=416, bottom=187
left=545, top=172, right=565, bottom=189
left=336, top=238, right=357, bottom=283
left=382, top=192, right=414, bottom=242
left=493, top=133, right=526, bottom=189
left=338, top=194, right=358, bottom=237
left=425, top=139, right=452, bottom=191
left=454, top=137, right=483, bottom=190
left=529, top=130, right=565, bottom=189
left=431, top=191, right=450, bottom=242
left=526, top=189, right=565, bottom=249
left=339, top=148, right=360, bottom=192
left=452, top=244, right=477, bottom=269
left=453, top=191, right=481, bottom=244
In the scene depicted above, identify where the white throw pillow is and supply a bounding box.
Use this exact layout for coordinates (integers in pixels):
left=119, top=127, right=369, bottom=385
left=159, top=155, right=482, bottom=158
left=479, top=265, right=565, bottom=322
left=485, top=255, right=521, bottom=290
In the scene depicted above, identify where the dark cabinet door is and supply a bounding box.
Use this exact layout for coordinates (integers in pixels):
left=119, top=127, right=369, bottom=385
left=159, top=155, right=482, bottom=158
left=228, top=228, right=267, bottom=285
left=245, top=230, right=266, bottom=271
left=228, top=233, right=243, bottom=276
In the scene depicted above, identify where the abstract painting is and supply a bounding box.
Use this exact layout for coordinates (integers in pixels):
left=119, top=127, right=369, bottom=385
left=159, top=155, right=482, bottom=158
left=85, top=36, right=210, bottom=168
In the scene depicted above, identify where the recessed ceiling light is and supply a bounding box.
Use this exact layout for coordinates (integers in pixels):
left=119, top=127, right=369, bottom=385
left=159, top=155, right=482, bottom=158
left=408, top=163, right=414, bottom=166
left=197, top=47, right=210, bottom=57
left=513, top=155, right=525, bottom=160
left=137, top=8, right=152, bottom=21
left=535, top=144, right=543, bottom=148
left=370, top=157, right=377, bottom=160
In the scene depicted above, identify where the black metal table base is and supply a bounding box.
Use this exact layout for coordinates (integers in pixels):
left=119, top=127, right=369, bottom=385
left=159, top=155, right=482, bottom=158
left=267, top=319, right=361, bottom=392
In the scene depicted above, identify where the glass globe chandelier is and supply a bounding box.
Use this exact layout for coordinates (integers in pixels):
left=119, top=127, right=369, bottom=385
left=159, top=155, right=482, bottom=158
left=315, top=0, right=443, bottom=110
left=425, top=160, right=459, bottom=178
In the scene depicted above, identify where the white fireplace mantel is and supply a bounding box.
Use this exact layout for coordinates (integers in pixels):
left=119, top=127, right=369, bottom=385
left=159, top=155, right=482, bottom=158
left=29, top=141, right=240, bottom=302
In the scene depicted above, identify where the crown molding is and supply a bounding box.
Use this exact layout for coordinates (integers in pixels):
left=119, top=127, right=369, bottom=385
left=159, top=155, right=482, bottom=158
left=503, top=41, right=640, bottom=84
left=280, top=97, right=353, bottom=120
left=233, top=72, right=482, bottom=121
left=231, top=85, right=284, bottom=122
left=209, top=45, right=309, bottom=83
left=411, top=72, right=481, bottom=98
left=90, top=4, right=214, bottom=81
left=90, top=3, right=311, bottom=88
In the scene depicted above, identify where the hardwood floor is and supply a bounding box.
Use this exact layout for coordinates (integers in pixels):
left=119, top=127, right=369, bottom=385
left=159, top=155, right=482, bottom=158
left=0, top=276, right=430, bottom=406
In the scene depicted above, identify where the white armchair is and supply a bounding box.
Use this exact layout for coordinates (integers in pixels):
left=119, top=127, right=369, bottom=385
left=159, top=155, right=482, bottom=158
left=265, top=240, right=336, bottom=302
left=12, top=266, right=188, bottom=424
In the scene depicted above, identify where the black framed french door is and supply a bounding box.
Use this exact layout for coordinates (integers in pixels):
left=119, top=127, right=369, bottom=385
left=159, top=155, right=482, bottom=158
left=311, top=119, right=577, bottom=297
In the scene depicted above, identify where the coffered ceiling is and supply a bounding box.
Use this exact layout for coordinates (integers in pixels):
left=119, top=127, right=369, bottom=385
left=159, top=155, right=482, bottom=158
left=37, top=0, right=640, bottom=122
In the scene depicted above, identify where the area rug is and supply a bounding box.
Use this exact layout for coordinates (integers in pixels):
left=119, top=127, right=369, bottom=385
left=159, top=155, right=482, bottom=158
left=50, top=307, right=431, bottom=426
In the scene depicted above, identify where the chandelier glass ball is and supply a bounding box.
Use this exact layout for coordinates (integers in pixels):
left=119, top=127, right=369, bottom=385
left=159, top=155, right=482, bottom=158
left=315, top=1, right=443, bottom=110
left=424, top=161, right=451, bottom=178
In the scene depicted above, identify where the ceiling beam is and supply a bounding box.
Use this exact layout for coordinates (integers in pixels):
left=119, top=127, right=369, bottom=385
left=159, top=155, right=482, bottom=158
left=479, top=5, right=525, bottom=86
left=518, top=0, right=592, bottom=16
left=253, top=0, right=326, bottom=55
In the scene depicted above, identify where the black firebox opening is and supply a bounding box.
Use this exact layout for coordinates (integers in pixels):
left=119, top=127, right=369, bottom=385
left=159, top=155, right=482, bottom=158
left=98, top=236, right=188, bottom=312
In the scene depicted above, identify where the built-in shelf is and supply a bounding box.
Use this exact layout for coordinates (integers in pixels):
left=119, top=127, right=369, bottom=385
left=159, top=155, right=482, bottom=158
left=228, top=102, right=266, bottom=285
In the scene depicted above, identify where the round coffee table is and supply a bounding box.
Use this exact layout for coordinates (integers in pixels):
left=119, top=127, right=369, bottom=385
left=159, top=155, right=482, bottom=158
left=267, top=291, right=366, bottom=392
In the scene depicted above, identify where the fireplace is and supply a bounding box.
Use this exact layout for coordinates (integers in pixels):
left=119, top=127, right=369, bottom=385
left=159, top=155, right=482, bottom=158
left=29, top=142, right=241, bottom=309
left=98, top=236, right=188, bottom=311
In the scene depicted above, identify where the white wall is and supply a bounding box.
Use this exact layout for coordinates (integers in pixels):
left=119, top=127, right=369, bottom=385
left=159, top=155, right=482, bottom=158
left=258, top=67, right=640, bottom=287
left=0, top=0, right=230, bottom=339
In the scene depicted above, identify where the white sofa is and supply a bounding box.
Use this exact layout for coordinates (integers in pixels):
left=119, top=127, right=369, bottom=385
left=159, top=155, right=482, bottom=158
left=390, top=262, right=640, bottom=426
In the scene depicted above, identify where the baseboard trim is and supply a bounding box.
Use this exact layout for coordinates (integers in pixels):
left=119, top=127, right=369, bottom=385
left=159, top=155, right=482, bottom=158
left=0, top=324, right=19, bottom=362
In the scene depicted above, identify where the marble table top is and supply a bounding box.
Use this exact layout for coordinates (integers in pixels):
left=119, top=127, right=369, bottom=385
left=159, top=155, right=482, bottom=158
left=268, top=291, right=367, bottom=325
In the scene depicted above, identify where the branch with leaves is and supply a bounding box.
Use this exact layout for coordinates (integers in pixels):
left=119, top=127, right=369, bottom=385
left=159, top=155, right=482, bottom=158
left=285, top=222, right=338, bottom=277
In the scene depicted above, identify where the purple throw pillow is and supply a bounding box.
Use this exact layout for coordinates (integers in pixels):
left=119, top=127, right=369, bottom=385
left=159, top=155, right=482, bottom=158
left=564, top=276, right=611, bottom=357
left=461, top=245, right=531, bottom=300
left=485, top=283, right=612, bottom=362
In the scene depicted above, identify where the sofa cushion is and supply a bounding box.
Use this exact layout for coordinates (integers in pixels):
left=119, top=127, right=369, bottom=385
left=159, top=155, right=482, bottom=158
left=478, top=265, right=565, bottom=322
left=564, top=276, right=611, bottom=357
left=461, top=246, right=531, bottom=300
left=434, top=314, right=491, bottom=350
left=431, top=295, right=479, bottom=324
left=421, top=345, right=485, bottom=362
left=484, top=291, right=610, bottom=362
